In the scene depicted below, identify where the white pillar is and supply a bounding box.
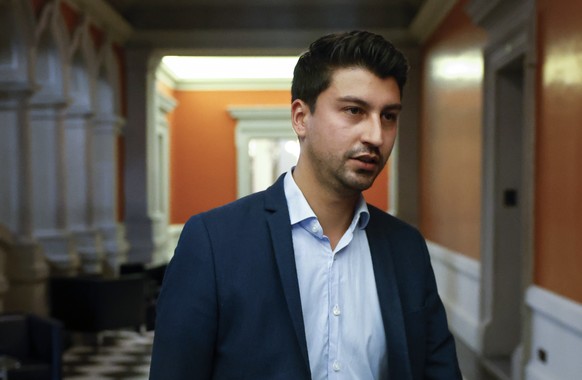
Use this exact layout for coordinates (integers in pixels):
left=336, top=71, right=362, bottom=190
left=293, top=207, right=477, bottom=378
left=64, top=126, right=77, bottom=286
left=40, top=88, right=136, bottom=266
left=93, top=113, right=129, bottom=275
left=64, top=109, right=105, bottom=274
left=124, top=47, right=159, bottom=264
left=0, top=89, right=50, bottom=315
left=29, top=98, right=79, bottom=275
left=0, top=0, right=50, bottom=315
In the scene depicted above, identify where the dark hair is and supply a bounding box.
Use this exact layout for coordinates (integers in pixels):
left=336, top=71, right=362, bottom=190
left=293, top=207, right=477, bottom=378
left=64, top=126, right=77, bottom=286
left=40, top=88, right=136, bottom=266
left=291, top=30, right=409, bottom=111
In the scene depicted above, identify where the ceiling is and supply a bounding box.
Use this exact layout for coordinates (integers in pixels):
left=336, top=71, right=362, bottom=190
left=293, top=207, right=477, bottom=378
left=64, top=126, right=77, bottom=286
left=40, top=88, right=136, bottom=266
left=100, top=0, right=452, bottom=54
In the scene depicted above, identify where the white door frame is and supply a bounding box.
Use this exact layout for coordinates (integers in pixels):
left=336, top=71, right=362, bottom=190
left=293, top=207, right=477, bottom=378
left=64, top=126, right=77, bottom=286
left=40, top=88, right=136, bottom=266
left=474, top=0, right=537, bottom=377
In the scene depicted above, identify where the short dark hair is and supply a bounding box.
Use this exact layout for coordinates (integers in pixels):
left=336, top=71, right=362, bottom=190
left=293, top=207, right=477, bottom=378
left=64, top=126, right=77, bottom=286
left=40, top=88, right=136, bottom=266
left=291, top=30, right=409, bottom=111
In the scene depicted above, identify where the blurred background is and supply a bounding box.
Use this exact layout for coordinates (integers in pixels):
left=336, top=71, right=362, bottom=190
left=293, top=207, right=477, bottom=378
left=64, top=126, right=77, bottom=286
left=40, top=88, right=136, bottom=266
left=0, top=0, right=580, bottom=379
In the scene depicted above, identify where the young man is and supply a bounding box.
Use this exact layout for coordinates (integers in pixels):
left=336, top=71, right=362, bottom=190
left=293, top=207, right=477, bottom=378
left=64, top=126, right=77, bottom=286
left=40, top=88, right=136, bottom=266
left=149, top=31, right=462, bottom=380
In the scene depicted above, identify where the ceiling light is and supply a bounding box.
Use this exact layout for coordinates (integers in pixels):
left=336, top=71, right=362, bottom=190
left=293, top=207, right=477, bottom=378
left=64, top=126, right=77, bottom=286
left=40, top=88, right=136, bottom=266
left=161, top=56, right=299, bottom=81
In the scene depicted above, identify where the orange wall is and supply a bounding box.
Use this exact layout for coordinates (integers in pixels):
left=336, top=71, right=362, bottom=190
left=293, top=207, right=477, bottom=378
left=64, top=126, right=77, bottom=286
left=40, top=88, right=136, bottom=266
left=170, top=89, right=389, bottom=224
left=170, top=90, right=290, bottom=223
left=534, top=0, right=582, bottom=303
left=419, top=0, right=486, bottom=259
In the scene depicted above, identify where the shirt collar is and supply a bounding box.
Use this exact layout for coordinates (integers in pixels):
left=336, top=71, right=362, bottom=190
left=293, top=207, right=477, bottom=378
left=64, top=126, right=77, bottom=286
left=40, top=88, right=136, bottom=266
left=283, top=168, right=370, bottom=230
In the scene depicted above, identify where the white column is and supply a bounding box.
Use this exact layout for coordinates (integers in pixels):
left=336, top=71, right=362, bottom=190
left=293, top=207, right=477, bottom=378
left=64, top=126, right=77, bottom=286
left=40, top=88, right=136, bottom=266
left=93, top=113, right=129, bottom=275
left=0, top=0, right=50, bottom=315
left=124, top=47, right=159, bottom=264
left=0, top=89, right=50, bottom=315
left=29, top=98, right=79, bottom=275
left=64, top=109, right=105, bottom=274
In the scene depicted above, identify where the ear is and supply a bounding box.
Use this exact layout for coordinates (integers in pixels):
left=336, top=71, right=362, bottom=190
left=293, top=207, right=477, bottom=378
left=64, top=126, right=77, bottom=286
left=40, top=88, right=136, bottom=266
left=291, top=99, right=310, bottom=140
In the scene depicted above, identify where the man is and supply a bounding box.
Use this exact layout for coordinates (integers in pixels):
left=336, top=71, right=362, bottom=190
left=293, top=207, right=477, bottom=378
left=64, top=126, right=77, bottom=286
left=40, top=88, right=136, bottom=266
left=149, top=30, right=461, bottom=380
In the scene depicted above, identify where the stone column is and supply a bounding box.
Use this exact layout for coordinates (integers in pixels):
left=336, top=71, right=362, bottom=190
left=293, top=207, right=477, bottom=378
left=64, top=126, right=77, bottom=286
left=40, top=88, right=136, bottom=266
left=30, top=97, right=79, bottom=275
left=0, top=89, right=50, bottom=316
left=0, top=0, right=49, bottom=315
left=64, top=108, right=105, bottom=274
left=93, top=113, right=129, bottom=276
left=124, top=46, right=162, bottom=265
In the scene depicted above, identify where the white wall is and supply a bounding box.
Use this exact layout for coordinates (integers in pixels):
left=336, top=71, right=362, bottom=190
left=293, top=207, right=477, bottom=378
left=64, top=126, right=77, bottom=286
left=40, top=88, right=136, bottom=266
left=525, top=286, right=582, bottom=380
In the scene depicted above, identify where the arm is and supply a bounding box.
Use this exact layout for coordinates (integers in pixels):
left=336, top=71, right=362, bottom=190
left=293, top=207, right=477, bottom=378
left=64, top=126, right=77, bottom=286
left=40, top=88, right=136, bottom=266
left=149, top=216, right=218, bottom=380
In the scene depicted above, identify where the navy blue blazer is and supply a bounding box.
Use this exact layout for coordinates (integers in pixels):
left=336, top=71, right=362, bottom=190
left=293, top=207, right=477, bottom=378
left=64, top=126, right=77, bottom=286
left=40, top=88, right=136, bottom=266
left=149, top=175, right=461, bottom=380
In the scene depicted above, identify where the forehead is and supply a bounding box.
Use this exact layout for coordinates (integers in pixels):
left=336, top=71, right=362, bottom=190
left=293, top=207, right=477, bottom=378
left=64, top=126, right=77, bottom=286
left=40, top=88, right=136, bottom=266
left=326, top=66, right=401, bottom=102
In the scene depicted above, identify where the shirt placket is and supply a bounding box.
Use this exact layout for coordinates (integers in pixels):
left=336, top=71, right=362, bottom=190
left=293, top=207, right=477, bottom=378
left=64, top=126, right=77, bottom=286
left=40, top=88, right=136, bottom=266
left=328, top=250, right=342, bottom=377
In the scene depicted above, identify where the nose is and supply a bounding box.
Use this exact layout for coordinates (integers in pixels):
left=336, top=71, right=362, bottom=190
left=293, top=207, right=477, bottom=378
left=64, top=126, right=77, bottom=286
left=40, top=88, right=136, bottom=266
left=361, top=115, right=384, bottom=147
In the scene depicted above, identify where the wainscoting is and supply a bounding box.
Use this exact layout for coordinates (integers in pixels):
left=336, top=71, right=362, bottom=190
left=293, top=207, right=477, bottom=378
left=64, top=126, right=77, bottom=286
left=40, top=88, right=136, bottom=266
left=525, top=286, right=582, bottom=380
left=428, top=241, right=582, bottom=380
left=427, top=241, right=482, bottom=352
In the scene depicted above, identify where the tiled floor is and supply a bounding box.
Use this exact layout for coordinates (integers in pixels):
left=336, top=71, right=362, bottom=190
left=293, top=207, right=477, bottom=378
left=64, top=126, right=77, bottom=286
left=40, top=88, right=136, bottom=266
left=63, top=330, right=153, bottom=380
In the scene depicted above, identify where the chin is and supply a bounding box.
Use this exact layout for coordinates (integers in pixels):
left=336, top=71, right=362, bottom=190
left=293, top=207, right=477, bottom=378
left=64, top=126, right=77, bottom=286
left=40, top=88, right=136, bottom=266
left=347, top=179, right=375, bottom=192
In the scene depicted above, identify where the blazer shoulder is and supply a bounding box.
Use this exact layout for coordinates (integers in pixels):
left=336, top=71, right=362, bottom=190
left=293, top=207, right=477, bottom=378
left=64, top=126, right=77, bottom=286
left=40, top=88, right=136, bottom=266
left=192, top=174, right=288, bottom=225
left=367, top=204, right=422, bottom=237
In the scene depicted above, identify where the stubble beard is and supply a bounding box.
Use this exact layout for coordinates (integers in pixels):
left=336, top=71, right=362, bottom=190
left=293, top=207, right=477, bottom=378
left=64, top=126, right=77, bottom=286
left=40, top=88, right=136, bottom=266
left=314, top=149, right=387, bottom=197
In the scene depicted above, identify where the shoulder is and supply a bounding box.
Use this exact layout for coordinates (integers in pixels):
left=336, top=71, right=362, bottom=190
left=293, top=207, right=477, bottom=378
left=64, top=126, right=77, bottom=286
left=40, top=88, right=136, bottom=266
left=366, top=204, right=430, bottom=267
left=366, top=204, right=423, bottom=240
left=184, top=191, right=267, bottom=235
left=192, top=174, right=288, bottom=225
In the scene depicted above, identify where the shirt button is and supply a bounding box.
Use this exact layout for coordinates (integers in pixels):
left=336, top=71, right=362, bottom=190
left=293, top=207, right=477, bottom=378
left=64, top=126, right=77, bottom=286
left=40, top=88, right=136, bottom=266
left=332, top=360, right=341, bottom=372
left=333, top=304, right=341, bottom=316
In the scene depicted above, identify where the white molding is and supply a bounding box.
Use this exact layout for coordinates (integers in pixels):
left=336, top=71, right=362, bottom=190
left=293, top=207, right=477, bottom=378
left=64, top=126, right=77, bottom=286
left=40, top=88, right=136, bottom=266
left=526, top=286, right=582, bottom=336
left=156, top=61, right=292, bottom=91
left=156, top=92, right=177, bottom=115
left=526, top=286, right=582, bottom=380
left=426, top=241, right=482, bottom=352
left=156, top=63, right=177, bottom=91
left=409, top=0, right=458, bottom=43
left=229, top=106, right=291, bottom=121
left=427, top=241, right=480, bottom=280
left=175, top=78, right=293, bottom=91
left=475, top=0, right=537, bottom=366
left=228, top=106, right=295, bottom=198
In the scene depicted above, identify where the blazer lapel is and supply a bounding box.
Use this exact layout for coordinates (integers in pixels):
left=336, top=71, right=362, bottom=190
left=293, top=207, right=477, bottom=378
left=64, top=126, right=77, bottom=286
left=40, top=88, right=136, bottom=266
left=367, top=213, right=413, bottom=380
left=264, top=175, right=311, bottom=373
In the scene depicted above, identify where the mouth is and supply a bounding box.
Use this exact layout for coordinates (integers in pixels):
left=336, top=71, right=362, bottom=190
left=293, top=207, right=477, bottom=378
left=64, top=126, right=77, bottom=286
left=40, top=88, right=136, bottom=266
left=350, top=154, right=380, bottom=171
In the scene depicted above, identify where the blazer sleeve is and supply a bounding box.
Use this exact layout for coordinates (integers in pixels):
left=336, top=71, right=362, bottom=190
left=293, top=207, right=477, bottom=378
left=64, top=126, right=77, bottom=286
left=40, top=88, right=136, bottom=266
left=149, top=215, right=217, bottom=380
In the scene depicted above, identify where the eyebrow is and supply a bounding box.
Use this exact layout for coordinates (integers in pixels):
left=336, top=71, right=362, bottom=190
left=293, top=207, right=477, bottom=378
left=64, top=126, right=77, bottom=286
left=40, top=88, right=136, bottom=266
left=337, top=96, right=402, bottom=111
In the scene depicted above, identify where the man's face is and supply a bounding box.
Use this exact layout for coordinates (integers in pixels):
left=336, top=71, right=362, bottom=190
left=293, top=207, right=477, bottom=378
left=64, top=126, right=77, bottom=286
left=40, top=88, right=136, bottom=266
left=293, top=66, right=402, bottom=197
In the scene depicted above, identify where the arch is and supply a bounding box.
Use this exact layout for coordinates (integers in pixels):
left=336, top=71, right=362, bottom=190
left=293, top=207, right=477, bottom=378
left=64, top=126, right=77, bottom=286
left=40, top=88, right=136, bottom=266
left=95, top=42, right=122, bottom=116
left=32, top=1, right=70, bottom=102
left=67, top=19, right=97, bottom=114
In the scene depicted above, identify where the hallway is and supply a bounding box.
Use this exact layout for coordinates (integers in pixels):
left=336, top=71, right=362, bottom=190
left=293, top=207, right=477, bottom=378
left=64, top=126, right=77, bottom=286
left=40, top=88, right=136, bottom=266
left=2, top=0, right=582, bottom=379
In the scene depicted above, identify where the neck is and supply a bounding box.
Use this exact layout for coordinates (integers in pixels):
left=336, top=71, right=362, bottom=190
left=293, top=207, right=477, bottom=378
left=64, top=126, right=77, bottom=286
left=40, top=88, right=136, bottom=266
left=292, top=164, right=360, bottom=249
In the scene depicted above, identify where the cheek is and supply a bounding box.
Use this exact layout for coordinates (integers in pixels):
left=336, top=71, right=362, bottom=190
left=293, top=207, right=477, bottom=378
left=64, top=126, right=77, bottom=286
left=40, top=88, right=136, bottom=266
left=383, top=129, right=398, bottom=149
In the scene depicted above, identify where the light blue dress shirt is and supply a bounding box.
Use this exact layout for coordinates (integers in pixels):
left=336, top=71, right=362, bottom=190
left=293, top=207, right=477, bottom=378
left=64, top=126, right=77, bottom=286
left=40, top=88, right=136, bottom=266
left=284, top=171, right=387, bottom=380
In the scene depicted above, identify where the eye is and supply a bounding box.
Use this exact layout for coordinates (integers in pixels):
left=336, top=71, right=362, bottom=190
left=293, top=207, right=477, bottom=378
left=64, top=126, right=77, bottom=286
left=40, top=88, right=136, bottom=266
left=345, top=106, right=363, bottom=115
left=382, top=111, right=399, bottom=122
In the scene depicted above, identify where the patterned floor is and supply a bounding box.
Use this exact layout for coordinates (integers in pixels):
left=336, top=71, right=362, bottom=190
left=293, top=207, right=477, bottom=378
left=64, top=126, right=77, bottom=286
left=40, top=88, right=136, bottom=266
left=63, top=330, right=153, bottom=380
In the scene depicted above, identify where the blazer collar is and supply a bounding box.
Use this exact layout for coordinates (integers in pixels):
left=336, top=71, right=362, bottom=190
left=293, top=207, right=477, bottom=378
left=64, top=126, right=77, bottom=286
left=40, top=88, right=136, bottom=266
left=264, top=174, right=311, bottom=373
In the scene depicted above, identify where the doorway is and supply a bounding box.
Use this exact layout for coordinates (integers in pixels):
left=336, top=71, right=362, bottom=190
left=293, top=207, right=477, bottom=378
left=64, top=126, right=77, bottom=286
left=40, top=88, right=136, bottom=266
left=482, top=55, right=526, bottom=379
